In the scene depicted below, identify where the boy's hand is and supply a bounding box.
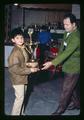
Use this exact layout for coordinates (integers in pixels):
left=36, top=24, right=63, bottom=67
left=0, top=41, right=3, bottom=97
left=30, top=67, right=39, bottom=73
left=26, top=62, right=38, bottom=68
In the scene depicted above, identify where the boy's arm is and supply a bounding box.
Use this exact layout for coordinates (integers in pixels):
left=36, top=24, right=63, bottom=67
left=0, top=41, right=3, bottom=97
left=8, top=63, right=32, bottom=75
left=8, top=54, right=32, bottom=75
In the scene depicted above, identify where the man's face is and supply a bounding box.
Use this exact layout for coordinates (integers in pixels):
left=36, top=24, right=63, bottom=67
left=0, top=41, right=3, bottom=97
left=12, top=35, right=24, bottom=46
left=63, top=18, right=75, bottom=32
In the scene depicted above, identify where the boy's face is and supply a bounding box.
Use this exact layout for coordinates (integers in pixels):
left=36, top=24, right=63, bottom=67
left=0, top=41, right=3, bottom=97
left=12, top=34, right=24, bottom=46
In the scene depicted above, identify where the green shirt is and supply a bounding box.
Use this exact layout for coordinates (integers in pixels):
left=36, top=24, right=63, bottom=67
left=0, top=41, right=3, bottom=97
left=52, top=29, right=80, bottom=74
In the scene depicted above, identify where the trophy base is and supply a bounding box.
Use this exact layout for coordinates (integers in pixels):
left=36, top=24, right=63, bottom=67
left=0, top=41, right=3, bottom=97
left=27, top=60, right=39, bottom=68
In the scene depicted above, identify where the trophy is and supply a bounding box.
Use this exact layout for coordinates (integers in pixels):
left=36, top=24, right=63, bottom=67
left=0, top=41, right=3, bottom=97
left=26, top=28, right=39, bottom=68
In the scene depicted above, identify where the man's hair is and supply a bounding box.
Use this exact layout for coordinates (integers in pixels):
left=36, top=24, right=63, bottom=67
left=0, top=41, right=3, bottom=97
left=63, top=13, right=77, bottom=25
left=9, top=27, right=24, bottom=39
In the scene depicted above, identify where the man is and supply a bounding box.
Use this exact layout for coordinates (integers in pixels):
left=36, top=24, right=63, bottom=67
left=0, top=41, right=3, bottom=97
left=8, top=28, right=39, bottom=115
left=42, top=13, right=80, bottom=115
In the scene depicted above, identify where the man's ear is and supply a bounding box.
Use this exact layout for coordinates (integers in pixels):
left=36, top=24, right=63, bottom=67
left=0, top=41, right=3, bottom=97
left=73, top=22, right=76, bottom=28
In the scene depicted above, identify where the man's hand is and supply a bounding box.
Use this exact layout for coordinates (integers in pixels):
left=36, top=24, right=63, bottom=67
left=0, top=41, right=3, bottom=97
left=41, top=61, right=53, bottom=70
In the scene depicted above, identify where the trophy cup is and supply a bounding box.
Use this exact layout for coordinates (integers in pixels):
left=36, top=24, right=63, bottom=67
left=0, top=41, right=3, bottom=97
left=26, top=28, right=39, bottom=68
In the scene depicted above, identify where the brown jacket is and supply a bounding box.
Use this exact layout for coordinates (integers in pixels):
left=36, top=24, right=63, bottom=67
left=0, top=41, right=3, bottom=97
left=8, top=45, right=31, bottom=85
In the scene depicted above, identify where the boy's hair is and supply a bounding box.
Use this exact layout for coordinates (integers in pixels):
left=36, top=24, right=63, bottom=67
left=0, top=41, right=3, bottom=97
left=63, top=13, right=77, bottom=25
left=9, top=27, right=24, bottom=39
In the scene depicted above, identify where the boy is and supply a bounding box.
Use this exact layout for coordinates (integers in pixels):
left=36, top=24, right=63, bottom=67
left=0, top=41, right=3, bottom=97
left=8, top=28, right=39, bottom=115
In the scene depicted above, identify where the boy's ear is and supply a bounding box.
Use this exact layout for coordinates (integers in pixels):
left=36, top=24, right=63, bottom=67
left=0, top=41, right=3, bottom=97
left=11, top=38, right=15, bottom=43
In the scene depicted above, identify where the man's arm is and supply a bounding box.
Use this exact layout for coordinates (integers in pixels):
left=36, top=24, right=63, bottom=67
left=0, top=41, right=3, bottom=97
left=42, top=36, right=79, bottom=70
left=52, top=36, right=79, bottom=66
